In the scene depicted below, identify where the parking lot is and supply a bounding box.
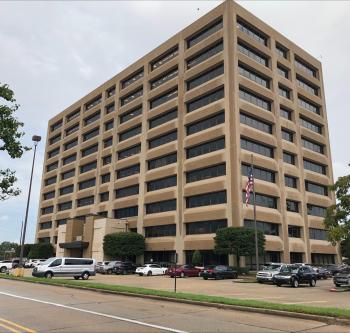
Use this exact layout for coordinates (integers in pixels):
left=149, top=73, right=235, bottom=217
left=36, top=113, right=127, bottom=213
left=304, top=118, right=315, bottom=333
left=23, top=269, right=349, bottom=309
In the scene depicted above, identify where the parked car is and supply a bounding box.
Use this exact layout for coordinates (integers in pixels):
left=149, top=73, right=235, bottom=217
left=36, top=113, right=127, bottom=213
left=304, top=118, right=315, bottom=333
left=311, top=266, right=331, bottom=279
left=333, top=267, right=350, bottom=287
left=273, top=264, right=317, bottom=288
left=0, top=260, right=13, bottom=273
left=256, top=263, right=285, bottom=283
left=168, top=265, right=202, bottom=278
left=32, top=257, right=96, bottom=280
left=135, top=264, right=167, bottom=276
left=323, top=264, right=345, bottom=276
left=96, top=261, right=118, bottom=274
left=113, top=261, right=136, bottom=275
left=202, top=265, right=238, bottom=280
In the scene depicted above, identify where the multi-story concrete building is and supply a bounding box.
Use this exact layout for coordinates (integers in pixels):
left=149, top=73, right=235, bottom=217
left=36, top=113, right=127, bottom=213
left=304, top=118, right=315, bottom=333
left=36, top=0, right=339, bottom=266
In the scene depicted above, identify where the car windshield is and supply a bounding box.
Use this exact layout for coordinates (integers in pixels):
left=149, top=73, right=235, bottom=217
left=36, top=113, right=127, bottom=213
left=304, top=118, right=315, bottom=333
left=41, top=258, right=56, bottom=265
left=262, top=264, right=281, bottom=271
left=340, top=268, right=350, bottom=274
left=280, top=265, right=299, bottom=273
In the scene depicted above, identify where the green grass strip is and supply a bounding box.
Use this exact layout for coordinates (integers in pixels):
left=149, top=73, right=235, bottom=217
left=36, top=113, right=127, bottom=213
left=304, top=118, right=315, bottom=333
left=1, top=274, right=349, bottom=319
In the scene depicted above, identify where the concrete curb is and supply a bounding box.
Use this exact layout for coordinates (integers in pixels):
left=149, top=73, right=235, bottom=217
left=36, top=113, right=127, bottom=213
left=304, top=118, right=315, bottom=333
left=2, top=277, right=350, bottom=327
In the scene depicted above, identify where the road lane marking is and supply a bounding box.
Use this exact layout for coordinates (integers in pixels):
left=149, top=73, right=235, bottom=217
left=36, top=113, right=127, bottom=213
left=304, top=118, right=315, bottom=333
left=0, top=318, right=37, bottom=333
left=0, top=323, right=21, bottom=333
left=283, top=301, right=327, bottom=305
left=0, top=291, right=188, bottom=333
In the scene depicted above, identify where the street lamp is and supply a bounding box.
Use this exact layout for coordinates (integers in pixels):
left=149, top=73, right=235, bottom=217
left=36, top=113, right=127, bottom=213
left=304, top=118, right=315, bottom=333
left=19, top=135, right=41, bottom=268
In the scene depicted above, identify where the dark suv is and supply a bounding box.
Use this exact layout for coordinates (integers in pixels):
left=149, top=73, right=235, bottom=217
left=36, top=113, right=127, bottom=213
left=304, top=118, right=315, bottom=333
left=333, top=267, right=350, bottom=287
left=201, top=265, right=238, bottom=280
left=113, top=261, right=136, bottom=275
left=273, top=265, right=317, bottom=288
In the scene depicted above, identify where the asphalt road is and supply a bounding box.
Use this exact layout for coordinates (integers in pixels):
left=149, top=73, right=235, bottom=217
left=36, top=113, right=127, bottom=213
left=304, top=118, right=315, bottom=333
left=0, top=279, right=348, bottom=333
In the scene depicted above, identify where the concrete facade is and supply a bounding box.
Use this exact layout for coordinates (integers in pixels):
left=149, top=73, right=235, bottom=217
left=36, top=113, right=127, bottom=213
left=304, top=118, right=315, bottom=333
left=36, top=0, right=339, bottom=266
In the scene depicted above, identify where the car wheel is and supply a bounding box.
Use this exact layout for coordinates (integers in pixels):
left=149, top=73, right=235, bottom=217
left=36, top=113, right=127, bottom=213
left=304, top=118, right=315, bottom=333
left=310, top=279, right=316, bottom=287
left=258, top=280, right=263, bottom=284
left=203, top=277, right=208, bottom=280
left=180, top=272, right=185, bottom=278
left=81, top=272, right=90, bottom=280
left=276, top=283, right=281, bottom=287
left=323, top=276, right=327, bottom=280
left=147, top=271, right=152, bottom=276
left=138, top=273, right=143, bottom=276
left=335, top=283, right=341, bottom=287
left=0, top=267, right=6, bottom=273
left=74, top=276, right=79, bottom=280
left=291, top=278, right=299, bottom=288
left=45, top=272, right=53, bottom=279
left=233, top=273, right=238, bottom=279
left=107, top=269, right=113, bottom=275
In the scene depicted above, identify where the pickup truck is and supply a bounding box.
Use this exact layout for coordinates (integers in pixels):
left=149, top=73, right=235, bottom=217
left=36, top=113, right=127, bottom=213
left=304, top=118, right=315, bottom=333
left=256, top=263, right=285, bottom=283
left=0, top=260, right=13, bottom=273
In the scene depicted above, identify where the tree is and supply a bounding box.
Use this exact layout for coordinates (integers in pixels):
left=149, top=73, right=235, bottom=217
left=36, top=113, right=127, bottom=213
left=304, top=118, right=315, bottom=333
left=0, top=83, right=28, bottom=200
left=27, top=243, right=54, bottom=259
left=103, top=232, right=145, bottom=260
left=0, top=241, right=19, bottom=259
left=324, top=165, right=350, bottom=245
left=214, top=227, right=265, bottom=268
left=192, top=250, right=202, bottom=266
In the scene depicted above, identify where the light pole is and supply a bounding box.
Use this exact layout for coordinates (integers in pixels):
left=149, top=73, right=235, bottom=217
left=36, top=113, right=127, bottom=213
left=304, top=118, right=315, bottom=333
left=19, top=135, right=41, bottom=268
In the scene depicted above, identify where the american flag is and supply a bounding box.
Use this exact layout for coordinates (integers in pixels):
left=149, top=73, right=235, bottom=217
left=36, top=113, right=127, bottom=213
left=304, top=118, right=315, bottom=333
left=245, top=168, right=254, bottom=207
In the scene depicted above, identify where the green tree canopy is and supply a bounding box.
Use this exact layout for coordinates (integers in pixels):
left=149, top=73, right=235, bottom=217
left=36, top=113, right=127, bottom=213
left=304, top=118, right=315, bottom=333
left=341, top=238, right=350, bottom=264
left=27, top=243, right=54, bottom=259
left=103, top=232, right=145, bottom=260
left=192, top=250, right=202, bottom=266
left=0, top=241, right=19, bottom=259
left=214, top=227, right=265, bottom=268
left=0, top=83, right=28, bottom=200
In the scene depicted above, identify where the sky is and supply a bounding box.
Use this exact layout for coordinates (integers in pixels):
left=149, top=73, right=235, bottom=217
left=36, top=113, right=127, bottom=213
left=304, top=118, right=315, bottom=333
left=0, top=1, right=349, bottom=244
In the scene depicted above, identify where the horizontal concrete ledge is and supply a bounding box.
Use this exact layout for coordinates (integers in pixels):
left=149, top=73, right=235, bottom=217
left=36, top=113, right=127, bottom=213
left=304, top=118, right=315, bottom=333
left=2, top=276, right=350, bottom=327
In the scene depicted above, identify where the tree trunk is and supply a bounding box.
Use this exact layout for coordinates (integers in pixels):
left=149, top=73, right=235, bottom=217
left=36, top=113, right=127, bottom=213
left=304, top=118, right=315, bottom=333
left=236, top=255, right=240, bottom=268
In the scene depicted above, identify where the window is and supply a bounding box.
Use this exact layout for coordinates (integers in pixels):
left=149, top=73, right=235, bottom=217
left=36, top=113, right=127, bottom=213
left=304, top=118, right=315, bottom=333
left=301, top=137, right=324, bottom=154
left=79, top=178, right=96, bottom=190
left=118, top=144, right=141, bottom=159
left=49, top=134, right=61, bottom=145
left=56, top=219, right=67, bottom=227
left=187, top=163, right=225, bottom=183
left=45, top=176, right=57, bottom=186
left=187, top=111, right=225, bottom=135
left=64, top=258, right=93, bottom=265
left=105, top=103, right=115, bottom=114
left=101, top=173, right=110, bottom=183
left=303, top=159, right=326, bottom=175
left=40, top=221, right=52, bottom=230
left=286, top=200, right=299, bottom=212
left=151, top=46, right=178, bottom=70
left=277, top=65, right=289, bottom=79
left=187, top=87, right=224, bottom=113
left=290, top=252, right=303, bottom=264
left=239, top=87, right=271, bottom=110
left=81, top=144, right=98, bottom=157
left=80, top=161, right=97, bottom=173
left=64, top=138, right=78, bottom=150
left=119, top=125, right=141, bottom=142
left=58, top=201, right=72, bottom=211
left=120, top=88, right=143, bottom=106
left=63, top=153, right=76, bottom=165
left=311, top=253, right=335, bottom=265
left=61, top=169, right=75, bottom=180
left=48, top=147, right=60, bottom=158
left=120, top=106, right=142, bottom=124
left=279, top=86, right=290, bottom=99
left=65, top=123, right=79, bottom=136
left=114, top=206, right=138, bottom=219
left=187, top=18, right=222, bottom=48
left=187, top=64, right=224, bottom=90
left=149, top=130, right=177, bottom=149
left=146, top=199, right=176, bottom=214
left=100, top=192, right=109, bottom=202
left=298, top=96, right=320, bottom=115
left=43, top=191, right=55, bottom=200
left=84, top=111, right=100, bottom=126
left=102, top=155, right=112, bottom=165
left=186, top=190, right=226, bottom=208
left=295, top=58, right=317, bottom=77
left=237, top=42, right=268, bottom=67
left=305, top=181, right=328, bottom=196
left=288, top=226, right=302, bottom=238
left=186, top=219, right=227, bottom=235
left=187, top=41, right=223, bottom=69
left=241, top=164, right=275, bottom=183
left=66, top=109, right=80, bottom=122
left=296, top=76, right=318, bottom=95
left=85, top=95, right=102, bottom=111
left=148, top=153, right=177, bottom=170
left=285, top=175, right=297, bottom=188
left=83, top=127, right=99, bottom=142
left=60, top=185, right=74, bottom=196
left=149, top=108, right=177, bottom=129
left=122, top=69, right=144, bottom=89
left=237, top=19, right=268, bottom=45
left=46, top=162, right=58, bottom=172
left=280, top=107, right=292, bottom=120
left=105, top=120, right=114, bottom=131
left=116, top=164, right=140, bottom=179
left=307, top=204, right=327, bottom=217
left=50, top=120, right=62, bottom=132
left=187, top=137, right=225, bottom=159
left=281, top=129, right=293, bottom=142
left=244, top=192, right=277, bottom=209
left=240, top=137, right=274, bottom=158
left=276, top=43, right=288, bottom=59
left=106, top=85, right=116, bottom=98
left=104, top=137, right=113, bottom=148
left=244, top=220, right=279, bottom=236
left=77, top=196, right=94, bottom=207
left=240, top=112, right=272, bottom=133
left=150, top=88, right=178, bottom=109
left=151, top=67, right=178, bottom=89
left=238, top=64, right=269, bottom=88
left=299, top=117, right=322, bottom=134
left=283, top=151, right=295, bottom=165
left=147, top=175, right=177, bottom=191
left=42, top=206, right=54, bottom=215
left=98, top=211, right=108, bottom=218
left=309, top=228, right=327, bottom=240
left=145, top=224, right=176, bottom=238
left=116, top=185, right=139, bottom=198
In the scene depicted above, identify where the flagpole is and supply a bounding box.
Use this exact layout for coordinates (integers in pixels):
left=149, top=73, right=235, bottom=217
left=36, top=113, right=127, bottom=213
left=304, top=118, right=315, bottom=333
left=251, top=154, right=259, bottom=272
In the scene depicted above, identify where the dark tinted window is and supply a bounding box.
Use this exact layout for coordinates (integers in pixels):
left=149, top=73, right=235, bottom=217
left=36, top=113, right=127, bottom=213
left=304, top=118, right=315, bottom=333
left=43, top=191, right=55, bottom=200
left=309, top=228, right=327, bottom=240
left=301, top=137, right=324, bottom=154
left=149, top=131, right=177, bottom=149
left=277, top=65, right=289, bottom=79
left=101, top=173, right=110, bottom=183
left=297, top=76, right=318, bottom=95
left=66, top=109, right=80, bottom=122
left=283, top=151, right=295, bottom=165
left=83, top=127, right=99, bottom=142
left=51, top=120, right=62, bottom=132
left=85, top=95, right=101, bottom=111
left=288, top=226, right=301, bottom=238
left=303, top=159, right=326, bottom=175
left=186, top=219, right=227, bottom=235
left=60, top=185, right=74, bottom=196
left=280, top=107, right=292, bottom=120
left=237, top=19, right=268, bottom=45
left=82, top=144, right=98, bottom=157
left=276, top=43, right=288, bottom=59
left=147, top=175, right=177, bottom=191
left=49, top=134, right=61, bottom=145
left=151, top=47, right=178, bottom=70
left=114, top=206, right=138, bottom=218
left=240, top=137, right=273, bottom=157
left=80, top=161, right=97, bottom=173
left=286, top=200, right=299, bottom=212
left=48, top=148, right=60, bottom=158
left=244, top=220, right=279, bottom=236
left=105, top=102, right=115, bottom=114
left=61, top=169, right=75, bottom=180
left=187, top=87, right=224, bottom=113
left=299, top=117, right=322, bottom=134
left=42, top=206, right=54, bottom=215
left=145, top=224, right=176, bottom=237
left=122, top=69, right=144, bottom=89
left=241, top=164, right=275, bottom=183
left=187, top=163, right=225, bottom=183
left=149, top=109, right=177, bottom=129
left=104, top=137, right=113, bottom=148
left=187, top=137, right=225, bottom=159
left=118, top=144, right=141, bottom=159
left=64, top=138, right=78, bottom=150
left=295, top=58, right=317, bottom=77
left=63, top=154, right=76, bottom=165
left=305, top=181, right=328, bottom=196
left=84, top=111, right=100, bottom=126
left=102, top=155, right=112, bottom=165
left=116, top=164, right=140, bottom=179
left=187, top=112, right=225, bottom=135
left=240, top=112, right=272, bottom=133
left=237, top=42, right=268, bottom=67
left=245, top=192, right=277, bottom=209
left=58, top=201, right=72, bottom=211
left=285, top=175, right=297, bottom=188
left=187, top=41, right=223, bottom=69
left=116, top=185, right=139, bottom=198
left=187, top=18, right=223, bottom=48
left=307, top=204, right=327, bottom=217
left=279, top=85, right=290, bottom=99
left=150, top=89, right=178, bottom=109
left=45, top=176, right=57, bottom=186
left=186, top=190, right=226, bottom=208
left=187, top=64, right=224, bottom=90
left=46, top=161, right=58, bottom=172
left=77, top=196, right=94, bottom=207
left=298, top=97, right=320, bottom=115
left=66, top=123, right=79, bottom=136
left=40, top=221, right=52, bottom=230
left=100, top=192, right=109, bottom=202
left=151, top=67, right=178, bottom=89
left=146, top=199, right=176, bottom=214
left=120, top=106, right=142, bottom=124
left=119, top=125, right=142, bottom=142
left=148, top=153, right=177, bottom=170
left=239, top=87, right=271, bottom=111
left=281, top=129, right=293, bottom=142
left=238, top=63, right=269, bottom=88
left=105, top=120, right=114, bottom=131
left=120, top=88, right=143, bottom=106
left=79, top=178, right=96, bottom=190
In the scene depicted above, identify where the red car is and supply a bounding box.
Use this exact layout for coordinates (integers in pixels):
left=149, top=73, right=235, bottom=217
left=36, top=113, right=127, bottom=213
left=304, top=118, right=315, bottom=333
left=168, top=265, right=202, bottom=278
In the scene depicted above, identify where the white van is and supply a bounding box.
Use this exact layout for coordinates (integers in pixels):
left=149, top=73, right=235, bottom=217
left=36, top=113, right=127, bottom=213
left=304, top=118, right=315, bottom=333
left=32, top=257, right=96, bottom=280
